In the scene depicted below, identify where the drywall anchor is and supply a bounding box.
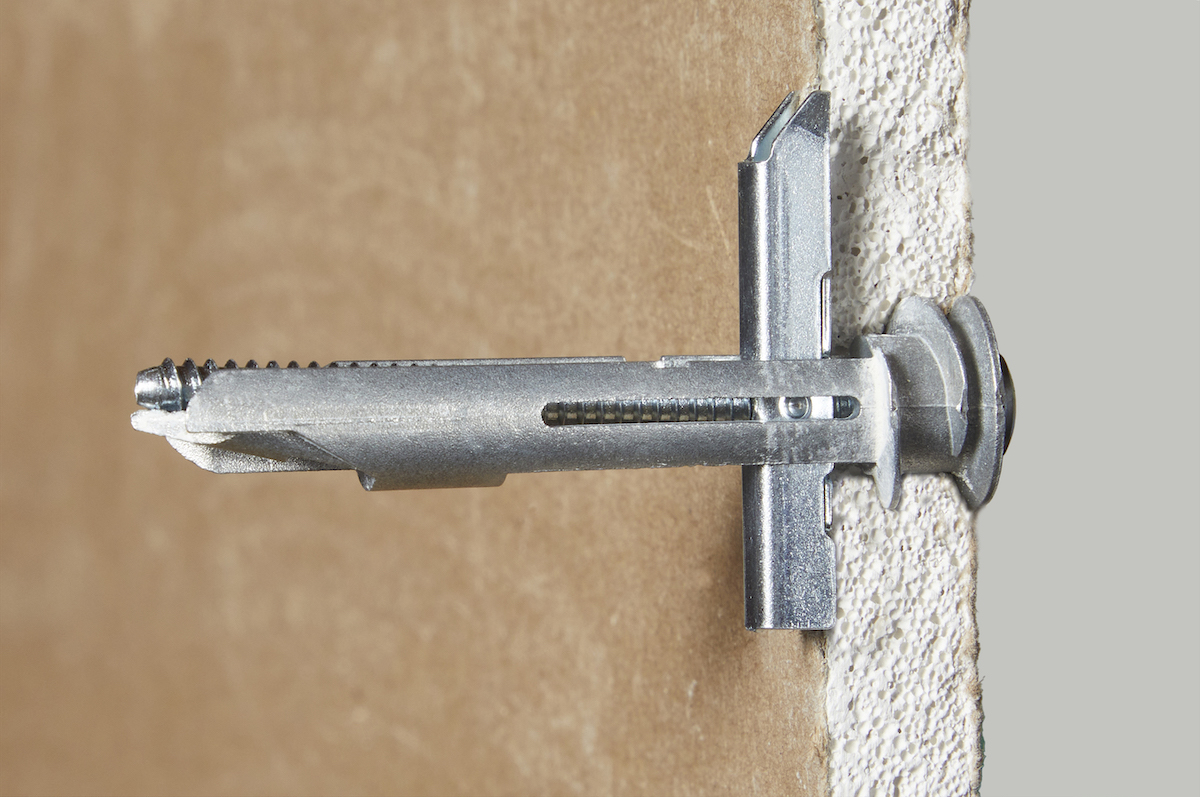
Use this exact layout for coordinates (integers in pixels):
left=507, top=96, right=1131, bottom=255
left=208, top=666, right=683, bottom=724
left=131, top=91, right=1015, bottom=630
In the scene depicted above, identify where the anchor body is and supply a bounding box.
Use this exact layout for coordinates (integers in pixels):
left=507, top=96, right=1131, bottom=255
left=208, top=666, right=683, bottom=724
left=131, top=92, right=1014, bottom=630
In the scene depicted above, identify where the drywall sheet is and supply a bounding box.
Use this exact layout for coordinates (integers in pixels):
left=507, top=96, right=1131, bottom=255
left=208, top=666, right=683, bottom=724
left=0, top=3, right=832, bottom=794
left=820, top=0, right=982, bottom=794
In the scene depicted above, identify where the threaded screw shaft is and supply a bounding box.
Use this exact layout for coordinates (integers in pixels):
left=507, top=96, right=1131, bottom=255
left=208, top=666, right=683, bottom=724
left=134, top=357, right=318, bottom=411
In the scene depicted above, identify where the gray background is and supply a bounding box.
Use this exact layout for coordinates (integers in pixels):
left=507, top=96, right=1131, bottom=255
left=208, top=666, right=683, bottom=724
left=968, top=2, right=1199, bottom=794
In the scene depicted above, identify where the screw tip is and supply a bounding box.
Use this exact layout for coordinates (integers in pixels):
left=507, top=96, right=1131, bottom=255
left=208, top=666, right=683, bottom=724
left=135, top=358, right=181, bottom=411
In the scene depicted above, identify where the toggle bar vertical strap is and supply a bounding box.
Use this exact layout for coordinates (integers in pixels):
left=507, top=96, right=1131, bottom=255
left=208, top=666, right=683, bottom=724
left=738, top=90, right=836, bottom=629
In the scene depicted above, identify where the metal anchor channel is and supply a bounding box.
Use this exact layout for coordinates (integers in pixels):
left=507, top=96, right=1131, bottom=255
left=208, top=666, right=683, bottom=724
left=131, top=91, right=1014, bottom=630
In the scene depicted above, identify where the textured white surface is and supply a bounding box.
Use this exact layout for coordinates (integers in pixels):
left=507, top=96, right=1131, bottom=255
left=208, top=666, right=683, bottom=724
left=818, top=0, right=981, bottom=794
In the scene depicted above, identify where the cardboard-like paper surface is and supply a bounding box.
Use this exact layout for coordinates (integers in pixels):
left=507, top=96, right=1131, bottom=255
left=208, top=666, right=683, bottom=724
left=0, top=3, right=826, bottom=792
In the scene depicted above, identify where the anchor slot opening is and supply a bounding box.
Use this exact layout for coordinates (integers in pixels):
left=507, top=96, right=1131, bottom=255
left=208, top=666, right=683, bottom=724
left=542, top=398, right=754, bottom=427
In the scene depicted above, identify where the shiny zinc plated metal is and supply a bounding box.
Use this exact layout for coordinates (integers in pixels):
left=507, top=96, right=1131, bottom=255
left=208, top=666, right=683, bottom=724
left=131, top=91, right=1014, bottom=630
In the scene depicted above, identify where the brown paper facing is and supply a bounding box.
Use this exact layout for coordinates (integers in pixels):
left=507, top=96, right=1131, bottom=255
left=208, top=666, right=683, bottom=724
left=0, top=3, right=828, bottom=793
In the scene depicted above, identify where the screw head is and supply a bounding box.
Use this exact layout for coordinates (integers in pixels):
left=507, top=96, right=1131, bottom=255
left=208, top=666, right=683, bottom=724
left=1000, top=355, right=1016, bottom=455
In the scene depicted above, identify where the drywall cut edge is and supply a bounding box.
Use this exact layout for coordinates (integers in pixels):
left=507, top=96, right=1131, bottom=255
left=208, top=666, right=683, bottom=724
left=817, top=0, right=982, bottom=794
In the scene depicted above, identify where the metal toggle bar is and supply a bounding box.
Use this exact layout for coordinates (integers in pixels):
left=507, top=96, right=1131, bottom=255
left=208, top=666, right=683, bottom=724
left=739, top=91, right=837, bottom=629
